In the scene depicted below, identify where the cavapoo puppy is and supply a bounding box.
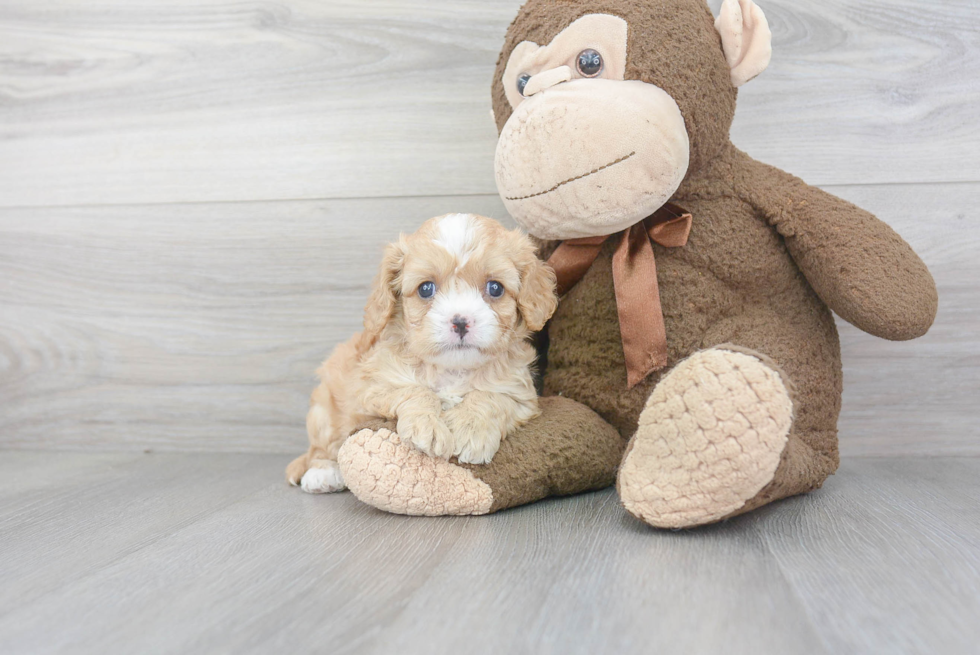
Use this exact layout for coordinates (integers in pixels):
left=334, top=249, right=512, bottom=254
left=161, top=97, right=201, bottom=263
left=286, top=213, right=558, bottom=494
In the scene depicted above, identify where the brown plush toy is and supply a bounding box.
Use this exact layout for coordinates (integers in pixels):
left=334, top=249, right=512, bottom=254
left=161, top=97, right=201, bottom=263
left=335, top=0, right=938, bottom=528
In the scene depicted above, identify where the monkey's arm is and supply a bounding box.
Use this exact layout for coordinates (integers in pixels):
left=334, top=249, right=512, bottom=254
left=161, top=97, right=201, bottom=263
left=734, top=150, right=938, bottom=341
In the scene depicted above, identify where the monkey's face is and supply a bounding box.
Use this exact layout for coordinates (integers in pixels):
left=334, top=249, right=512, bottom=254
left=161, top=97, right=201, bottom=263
left=494, top=14, right=690, bottom=240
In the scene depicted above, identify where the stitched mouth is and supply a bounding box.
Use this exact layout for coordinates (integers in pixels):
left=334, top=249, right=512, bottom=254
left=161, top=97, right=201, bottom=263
left=504, top=151, right=636, bottom=201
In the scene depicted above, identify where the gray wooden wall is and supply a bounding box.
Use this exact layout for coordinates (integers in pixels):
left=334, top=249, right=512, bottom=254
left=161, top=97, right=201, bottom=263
left=1, top=0, right=977, bottom=457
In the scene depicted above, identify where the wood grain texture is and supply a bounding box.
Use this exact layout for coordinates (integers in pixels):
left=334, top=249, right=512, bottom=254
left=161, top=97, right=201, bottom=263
left=1, top=0, right=979, bottom=207
left=0, top=195, right=514, bottom=453
left=1, top=184, right=976, bottom=456
left=830, top=183, right=980, bottom=456
left=2, top=2, right=977, bottom=650
left=753, top=457, right=980, bottom=653
left=0, top=452, right=283, bottom=616
left=0, top=452, right=977, bottom=653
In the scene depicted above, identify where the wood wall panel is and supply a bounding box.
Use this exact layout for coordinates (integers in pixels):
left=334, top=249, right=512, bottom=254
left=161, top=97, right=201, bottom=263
left=1, top=184, right=974, bottom=455
left=1, top=0, right=978, bottom=207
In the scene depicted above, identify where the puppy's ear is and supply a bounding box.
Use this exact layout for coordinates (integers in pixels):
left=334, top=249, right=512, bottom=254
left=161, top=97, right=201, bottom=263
left=361, top=239, right=405, bottom=348
left=514, top=233, right=558, bottom=332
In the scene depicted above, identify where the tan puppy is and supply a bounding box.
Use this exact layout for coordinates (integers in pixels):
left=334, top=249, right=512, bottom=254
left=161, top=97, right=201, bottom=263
left=286, top=213, right=558, bottom=494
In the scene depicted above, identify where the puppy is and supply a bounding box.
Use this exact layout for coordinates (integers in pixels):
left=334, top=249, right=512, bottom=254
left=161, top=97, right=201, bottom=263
left=286, top=213, right=558, bottom=494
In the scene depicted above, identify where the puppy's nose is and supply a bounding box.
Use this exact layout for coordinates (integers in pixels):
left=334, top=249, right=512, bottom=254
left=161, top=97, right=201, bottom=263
left=451, top=315, right=469, bottom=338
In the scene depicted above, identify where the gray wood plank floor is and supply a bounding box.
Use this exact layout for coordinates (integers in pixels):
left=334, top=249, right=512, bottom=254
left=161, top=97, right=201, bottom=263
left=0, top=452, right=976, bottom=654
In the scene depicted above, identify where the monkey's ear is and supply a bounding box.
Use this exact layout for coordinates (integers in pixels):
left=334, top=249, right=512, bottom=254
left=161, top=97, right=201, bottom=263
left=715, top=0, right=772, bottom=87
left=361, top=239, right=405, bottom=348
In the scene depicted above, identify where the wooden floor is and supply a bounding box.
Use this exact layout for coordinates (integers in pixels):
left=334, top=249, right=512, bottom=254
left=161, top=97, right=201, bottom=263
left=0, top=451, right=977, bottom=654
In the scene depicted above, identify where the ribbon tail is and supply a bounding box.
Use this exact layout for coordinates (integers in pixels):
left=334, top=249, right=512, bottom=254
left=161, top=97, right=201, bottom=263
left=546, top=238, right=607, bottom=297
left=612, top=225, right=669, bottom=389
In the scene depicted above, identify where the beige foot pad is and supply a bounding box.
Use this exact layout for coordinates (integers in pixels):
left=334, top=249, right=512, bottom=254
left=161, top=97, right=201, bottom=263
left=337, top=428, right=494, bottom=516
left=617, top=348, right=793, bottom=528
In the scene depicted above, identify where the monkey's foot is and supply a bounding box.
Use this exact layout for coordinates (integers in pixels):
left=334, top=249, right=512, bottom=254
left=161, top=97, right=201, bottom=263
left=617, top=348, right=794, bottom=529
left=337, top=427, right=494, bottom=516
left=337, top=397, right=624, bottom=516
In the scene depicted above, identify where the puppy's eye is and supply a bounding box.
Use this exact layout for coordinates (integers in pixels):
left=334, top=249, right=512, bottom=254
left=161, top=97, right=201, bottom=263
left=486, top=280, right=504, bottom=298
left=418, top=281, right=436, bottom=299
left=516, top=73, right=531, bottom=96
left=576, top=49, right=603, bottom=77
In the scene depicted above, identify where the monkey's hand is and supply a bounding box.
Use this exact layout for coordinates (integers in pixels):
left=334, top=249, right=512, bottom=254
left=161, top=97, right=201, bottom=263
left=735, top=149, right=938, bottom=341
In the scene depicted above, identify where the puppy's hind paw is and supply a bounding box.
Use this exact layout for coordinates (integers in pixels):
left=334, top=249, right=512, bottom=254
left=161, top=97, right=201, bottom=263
left=300, top=460, right=346, bottom=494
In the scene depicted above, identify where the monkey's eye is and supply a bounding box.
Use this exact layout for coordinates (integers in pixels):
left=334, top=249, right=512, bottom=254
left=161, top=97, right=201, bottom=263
left=516, top=73, right=531, bottom=96
left=418, top=281, right=436, bottom=299
left=486, top=280, right=504, bottom=298
left=576, top=49, right=603, bottom=77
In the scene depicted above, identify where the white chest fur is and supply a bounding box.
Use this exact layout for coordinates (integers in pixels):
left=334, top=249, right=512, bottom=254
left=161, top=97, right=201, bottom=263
left=431, top=368, right=477, bottom=410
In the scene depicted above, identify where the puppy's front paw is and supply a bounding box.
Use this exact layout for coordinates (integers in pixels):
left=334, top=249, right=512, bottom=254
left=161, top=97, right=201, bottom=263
left=398, top=414, right=454, bottom=460
left=447, top=412, right=503, bottom=465
left=455, top=437, right=501, bottom=465
left=300, top=460, right=346, bottom=494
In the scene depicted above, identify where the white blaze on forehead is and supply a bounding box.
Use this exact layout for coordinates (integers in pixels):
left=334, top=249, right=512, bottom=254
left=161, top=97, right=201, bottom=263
left=434, top=213, right=481, bottom=265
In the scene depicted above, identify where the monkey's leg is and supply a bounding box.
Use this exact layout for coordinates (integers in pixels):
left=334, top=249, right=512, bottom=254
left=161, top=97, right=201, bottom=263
left=616, top=346, right=837, bottom=528
left=336, top=397, right=624, bottom=516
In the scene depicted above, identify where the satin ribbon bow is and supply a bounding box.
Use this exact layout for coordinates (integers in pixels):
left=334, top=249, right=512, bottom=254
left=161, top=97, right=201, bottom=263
left=545, top=202, right=693, bottom=389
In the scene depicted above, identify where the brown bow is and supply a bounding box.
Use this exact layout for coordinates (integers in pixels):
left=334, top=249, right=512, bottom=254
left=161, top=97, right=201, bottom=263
left=546, top=202, right=693, bottom=389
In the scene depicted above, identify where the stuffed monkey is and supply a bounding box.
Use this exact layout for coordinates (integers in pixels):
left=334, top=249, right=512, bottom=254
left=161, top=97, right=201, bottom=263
left=335, top=0, right=937, bottom=528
